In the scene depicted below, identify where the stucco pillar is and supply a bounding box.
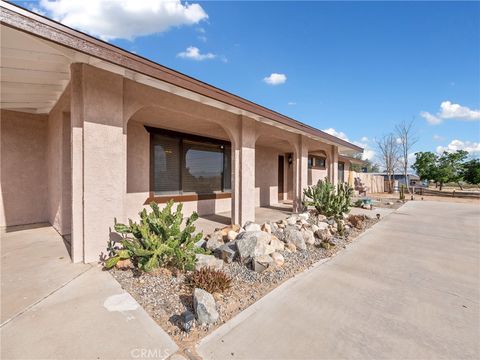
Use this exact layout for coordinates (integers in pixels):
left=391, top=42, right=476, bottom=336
left=70, top=64, right=84, bottom=263
left=70, top=63, right=126, bottom=263
left=231, top=115, right=255, bottom=225
left=293, top=135, right=308, bottom=213
left=330, top=145, right=339, bottom=186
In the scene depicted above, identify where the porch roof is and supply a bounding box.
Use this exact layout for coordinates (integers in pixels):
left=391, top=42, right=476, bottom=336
left=0, top=1, right=363, bottom=155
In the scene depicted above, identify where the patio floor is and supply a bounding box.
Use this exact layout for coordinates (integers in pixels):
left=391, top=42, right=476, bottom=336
left=196, top=203, right=293, bottom=234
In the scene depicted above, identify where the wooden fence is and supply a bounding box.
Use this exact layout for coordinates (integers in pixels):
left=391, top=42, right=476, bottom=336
left=349, top=171, right=385, bottom=194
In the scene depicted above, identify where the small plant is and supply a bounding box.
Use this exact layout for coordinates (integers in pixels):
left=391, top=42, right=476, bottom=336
left=104, top=201, right=204, bottom=272
left=186, top=267, right=232, bottom=294
left=399, top=184, right=406, bottom=201
left=303, top=179, right=353, bottom=220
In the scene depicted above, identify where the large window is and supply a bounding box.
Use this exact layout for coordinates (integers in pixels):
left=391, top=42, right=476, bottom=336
left=148, top=127, right=231, bottom=196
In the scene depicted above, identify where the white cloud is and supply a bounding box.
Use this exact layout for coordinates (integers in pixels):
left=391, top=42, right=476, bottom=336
left=420, top=111, right=442, bottom=125
left=177, top=46, right=216, bottom=60
left=432, top=134, right=444, bottom=141
left=263, top=73, right=287, bottom=85
left=322, top=128, right=375, bottom=160
left=323, top=128, right=349, bottom=141
left=198, top=35, right=207, bottom=42
left=436, top=140, right=480, bottom=155
left=421, top=101, right=480, bottom=125
left=39, top=0, right=208, bottom=41
left=288, top=101, right=297, bottom=106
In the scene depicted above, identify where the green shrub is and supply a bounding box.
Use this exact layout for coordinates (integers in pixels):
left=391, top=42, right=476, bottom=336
left=186, top=267, right=232, bottom=293
left=303, top=179, right=353, bottom=220
left=105, top=201, right=204, bottom=272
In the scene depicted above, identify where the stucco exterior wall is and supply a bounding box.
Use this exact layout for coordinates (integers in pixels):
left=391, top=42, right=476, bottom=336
left=47, top=88, right=71, bottom=235
left=255, top=145, right=279, bottom=207
left=0, top=110, right=48, bottom=226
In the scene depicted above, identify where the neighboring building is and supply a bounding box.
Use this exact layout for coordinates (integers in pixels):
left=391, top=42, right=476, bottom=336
left=370, top=173, right=421, bottom=187
left=0, top=3, right=362, bottom=263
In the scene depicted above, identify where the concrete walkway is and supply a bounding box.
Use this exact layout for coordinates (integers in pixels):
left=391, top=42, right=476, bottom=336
left=1, top=224, right=178, bottom=359
left=197, top=201, right=480, bottom=359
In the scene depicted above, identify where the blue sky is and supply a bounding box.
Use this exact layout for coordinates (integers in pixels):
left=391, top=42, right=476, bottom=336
left=17, top=0, right=480, bottom=161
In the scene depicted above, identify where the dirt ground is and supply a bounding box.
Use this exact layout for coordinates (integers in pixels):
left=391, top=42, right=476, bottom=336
left=369, top=192, right=480, bottom=204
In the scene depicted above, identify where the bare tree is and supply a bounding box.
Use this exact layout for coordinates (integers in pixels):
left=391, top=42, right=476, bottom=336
left=375, top=133, right=401, bottom=193
left=395, top=119, right=418, bottom=193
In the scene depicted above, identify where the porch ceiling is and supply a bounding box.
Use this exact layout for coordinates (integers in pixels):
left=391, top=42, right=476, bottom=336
left=0, top=25, right=71, bottom=114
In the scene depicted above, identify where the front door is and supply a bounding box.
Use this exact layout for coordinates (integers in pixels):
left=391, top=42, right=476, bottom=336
left=338, top=162, right=345, bottom=183
left=278, top=155, right=284, bottom=201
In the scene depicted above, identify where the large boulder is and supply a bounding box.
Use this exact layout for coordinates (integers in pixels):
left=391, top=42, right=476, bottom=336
left=236, top=231, right=274, bottom=263
left=284, top=226, right=306, bottom=250
left=193, top=288, right=219, bottom=325
left=206, top=231, right=224, bottom=251
left=195, top=254, right=223, bottom=271
left=244, top=221, right=262, bottom=232
left=302, top=229, right=315, bottom=245
left=270, top=236, right=285, bottom=251
left=214, top=242, right=238, bottom=263
left=298, top=212, right=310, bottom=221
left=316, top=222, right=329, bottom=231
left=286, top=215, right=298, bottom=225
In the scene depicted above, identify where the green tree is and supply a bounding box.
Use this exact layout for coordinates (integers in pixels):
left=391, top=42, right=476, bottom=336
left=460, top=159, right=480, bottom=185
left=412, top=152, right=438, bottom=182
left=437, top=150, right=468, bottom=190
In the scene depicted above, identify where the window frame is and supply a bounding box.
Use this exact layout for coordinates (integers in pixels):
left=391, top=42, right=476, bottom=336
left=308, top=155, right=327, bottom=170
left=145, top=126, right=232, bottom=202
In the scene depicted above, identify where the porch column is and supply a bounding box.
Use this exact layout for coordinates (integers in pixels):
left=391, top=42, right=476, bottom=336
left=330, top=145, right=339, bottom=186
left=70, top=63, right=126, bottom=263
left=293, top=135, right=308, bottom=213
left=231, top=115, right=255, bottom=225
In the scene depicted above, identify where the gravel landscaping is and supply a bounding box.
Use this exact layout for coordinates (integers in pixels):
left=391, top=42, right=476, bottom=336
left=110, top=212, right=380, bottom=349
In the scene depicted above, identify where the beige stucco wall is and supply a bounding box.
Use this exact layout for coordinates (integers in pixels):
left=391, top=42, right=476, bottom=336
left=0, top=110, right=48, bottom=226
left=47, top=88, right=71, bottom=235
left=255, top=145, right=279, bottom=207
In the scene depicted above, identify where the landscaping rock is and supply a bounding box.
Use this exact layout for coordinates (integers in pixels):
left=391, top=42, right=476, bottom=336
left=311, top=224, right=319, bottom=233
left=195, top=254, right=223, bottom=271
left=302, top=229, right=315, bottom=245
left=244, top=221, right=261, bottom=232
left=271, top=252, right=285, bottom=267
left=227, top=230, right=238, bottom=241
left=270, top=236, right=285, bottom=251
left=252, top=255, right=273, bottom=273
left=317, top=214, right=327, bottom=222
left=272, top=228, right=285, bottom=242
left=277, top=222, right=285, bottom=229
left=115, top=259, right=133, bottom=270
left=193, top=288, right=219, bottom=325
left=236, top=231, right=273, bottom=263
left=214, top=242, right=238, bottom=263
left=261, top=223, right=272, bottom=233
left=286, top=215, right=298, bottom=225
left=298, top=212, right=310, bottom=221
left=285, top=242, right=297, bottom=252
left=220, top=224, right=241, bottom=237
left=315, top=229, right=332, bottom=242
left=284, top=226, right=306, bottom=250
left=316, top=222, right=329, bottom=231
left=206, top=231, right=224, bottom=250
left=195, top=238, right=207, bottom=249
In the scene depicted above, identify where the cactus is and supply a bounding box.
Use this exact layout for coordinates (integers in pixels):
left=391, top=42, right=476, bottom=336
left=303, top=179, right=353, bottom=220
left=105, top=201, right=204, bottom=272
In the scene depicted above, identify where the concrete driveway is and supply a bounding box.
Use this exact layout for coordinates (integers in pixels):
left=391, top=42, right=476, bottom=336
left=197, top=201, right=480, bottom=359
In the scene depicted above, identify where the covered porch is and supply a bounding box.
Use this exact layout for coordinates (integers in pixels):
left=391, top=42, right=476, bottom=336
left=0, top=5, right=363, bottom=264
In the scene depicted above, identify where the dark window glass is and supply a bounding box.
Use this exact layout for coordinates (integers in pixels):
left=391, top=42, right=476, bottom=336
left=308, top=156, right=326, bottom=169
left=152, top=134, right=181, bottom=195
left=149, top=129, right=231, bottom=195
left=183, top=141, right=224, bottom=194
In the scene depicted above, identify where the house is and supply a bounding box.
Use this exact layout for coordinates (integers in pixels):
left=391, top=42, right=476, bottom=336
left=370, top=173, right=421, bottom=188
left=0, top=2, right=362, bottom=263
